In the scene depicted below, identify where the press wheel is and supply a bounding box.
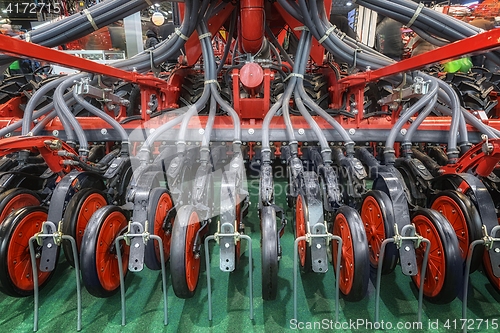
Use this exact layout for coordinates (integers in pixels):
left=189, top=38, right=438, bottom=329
left=331, top=206, right=370, bottom=301
left=0, top=188, right=40, bottom=224
left=360, top=190, right=398, bottom=274
left=261, top=206, right=279, bottom=301
left=62, top=188, right=107, bottom=267
left=80, top=206, right=129, bottom=298
left=0, top=206, right=57, bottom=297
left=170, top=205, right=201, bottom=298
left=294, top=194, right=311, bottom=272
left=411, top=208, right=462, bottom=304
left=430, top=190, right=483, bottom=272
left=144, top=188, right=174, bottom=270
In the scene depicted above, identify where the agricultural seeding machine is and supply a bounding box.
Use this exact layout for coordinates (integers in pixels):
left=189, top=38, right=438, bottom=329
left=1, top=0, right=500, bottom=328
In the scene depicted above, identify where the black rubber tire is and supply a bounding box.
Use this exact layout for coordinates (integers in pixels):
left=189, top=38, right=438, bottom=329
left=62, top=188, right=107, bottom=267
left=80, top=205, right=129, bottom=298
left=0, top=187, right=41, bottom=224
left=360, top=190, right=398, bottom=274
left=331, top=206, right=370, bottom=302
left=144, top=188, right=174, bottom=270
left=0, top=206, right=58, bottom=297
left=261, top=206, right=279, bottom=301
left=430, top=190, right=483, bottom=273
left=294, top=194, right=312, bottom=273
left=411, top=208, right=462, bottom=304
left=170, top=205, right=201, bottom=299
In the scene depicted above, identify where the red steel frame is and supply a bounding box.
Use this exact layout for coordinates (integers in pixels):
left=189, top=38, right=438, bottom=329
left=1, top=13, right=500, bottom=139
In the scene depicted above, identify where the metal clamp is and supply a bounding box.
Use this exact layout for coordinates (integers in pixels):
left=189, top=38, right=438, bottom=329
left=463, top=225, right=500, bottom=333
left=29, top=223, right=81, bottom=332
left=205, top=233, right=253, bottom=321
left=293, top=233, right=342, bottom=323
left=114, top=228, right=168, bottom=326
left=375, top=224, right=430, bottom=324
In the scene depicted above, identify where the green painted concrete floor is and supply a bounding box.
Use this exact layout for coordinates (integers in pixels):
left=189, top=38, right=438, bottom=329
left=1, top=178, right=500, bottom=332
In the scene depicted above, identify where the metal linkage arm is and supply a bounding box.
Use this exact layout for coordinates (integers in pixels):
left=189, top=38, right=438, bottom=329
left=0, top=34, right=168, bottom=89
left=338, top=29, right=500, bottom=87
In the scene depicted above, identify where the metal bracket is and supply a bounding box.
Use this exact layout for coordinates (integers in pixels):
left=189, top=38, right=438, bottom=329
left=37, top=221, right=59, bottom=272
left=374, top=225, right=430, bottom=324
left=114, top=232, right=168, bottom=326
left=205, top=234, right=253, bottom=321
left=123, top=221, right=148, bottom=272
left=75, top=78, right=130, bottom=108
left=484, top=225, right=500, bottom=277
left=462, top=225, right=500, bottom=333
left=378, top=76, right=430, bottom=105
left=293, top=233, right=342, bottom=322
left=395, top=224, right=419, bottom=276
left=310, top=223, right=329, bottom=273
left=217, top=222, right=238, bottom=272
left=29, top=226, right=82, bottom=331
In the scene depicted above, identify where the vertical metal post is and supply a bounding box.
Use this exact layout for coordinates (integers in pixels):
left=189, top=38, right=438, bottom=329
left=123, top=12, right=144, bottom=58
left=114, top=236, right=127, bottom=326
left=204, top=235, right=215, bottom=321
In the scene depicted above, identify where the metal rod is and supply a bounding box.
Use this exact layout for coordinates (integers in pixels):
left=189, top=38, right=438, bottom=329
left=374, top=236, right=430, bottom=323
left=28, top=237, right=39, bottom=332
left=204, top=235, right=215, bottom=321
left=64, top=235, right=82, bottom=331
left=29, top=234, right=82, bottom=331
left=462, top=239, right=484, bottom=333
left=150, top=234, right=168, bottom=326
left=241, top=235, right=254, bottom=320
left=332, top=235, right=342, bottom=323
left=114, top=236, right=127, bottom=326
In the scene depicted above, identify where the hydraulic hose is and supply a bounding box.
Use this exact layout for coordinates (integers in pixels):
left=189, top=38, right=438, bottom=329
left=384, top=78, right=439, bottom=162
left=53, top=74, right=89, bottom=154
left=22, top=76, right=67, bottom=136
left=72, top=88, right=129, bottom=144
left=402, top=94, right=438, bottom=146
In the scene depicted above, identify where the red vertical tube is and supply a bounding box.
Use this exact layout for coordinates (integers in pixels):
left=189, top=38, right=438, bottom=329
left=240, top=0, right=265, bottom=54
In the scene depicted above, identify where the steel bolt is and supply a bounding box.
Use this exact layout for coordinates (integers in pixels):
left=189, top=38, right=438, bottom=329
left=47, top=243, right=53, bottom=249
left=495, top=247, right=500, bottom=253
left=400, top=129, right=407, bottom=136
left=101, top=128, right=107, bottom=135
left=150, top=129, right=155, bottom=134
left=298, top=128, right=305, bottom=135
left=316, top=243, right=321, bottom=249
left=404, top=246, right=410, bottom=252
left=5, top=133, right=11, bottom=138
left=199, top=128, right=205, bottom=135
left=52, top=130, right=59, bottom=137
left=248, top=128, right=255, bottom=135
left=135, top=243, right=140, bottom=248
left=348, top=128, right=356, bottom=135
left=225, top=243, right=230, bottom=248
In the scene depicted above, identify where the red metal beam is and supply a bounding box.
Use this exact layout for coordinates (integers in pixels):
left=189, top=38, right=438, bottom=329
left=0, top=35, right=167, bottom=89
left=339, top=29, right=500, bottom=86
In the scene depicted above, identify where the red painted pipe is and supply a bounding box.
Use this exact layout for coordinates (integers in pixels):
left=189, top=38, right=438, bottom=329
left=240, top=0, right=265, bottom=54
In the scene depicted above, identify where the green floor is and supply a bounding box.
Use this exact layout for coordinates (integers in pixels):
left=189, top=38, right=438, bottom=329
left=1, top=178, right=500, bottom=332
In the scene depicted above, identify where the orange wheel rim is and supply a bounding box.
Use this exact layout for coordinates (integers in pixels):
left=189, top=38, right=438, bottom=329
left=154, top=193, right=173, bottom=262
left=185, top=211, right=201, bottom=292
left=295, top=195, right=306, bottom=267
left=7, top=210, right=49, bottom=291
left=431, top=196, right=468, bottom=260
left=332, top=213, right=355, bottom=295
left=361, top=195, right=386, bottom=267
left=0, top=193, right=40, bottom=223
left=412, top=214, right=446, bottom=298
left=95, top=211, right=129, bottom=292
left=76, top=193, right=106, bottom=251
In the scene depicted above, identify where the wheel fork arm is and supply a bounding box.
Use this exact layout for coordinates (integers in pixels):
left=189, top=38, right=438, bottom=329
left=441, top=138, right=500, bottom=177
